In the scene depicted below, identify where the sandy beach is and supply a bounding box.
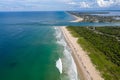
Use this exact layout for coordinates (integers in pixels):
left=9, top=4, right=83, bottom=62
left=59, top=14, right=104, bottom=80
left=70, top=15, right=83, bottom=22
left=60, top=27, right=104, bottom=80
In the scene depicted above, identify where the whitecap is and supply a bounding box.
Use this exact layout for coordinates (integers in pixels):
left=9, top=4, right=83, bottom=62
left=56, top=58, right=63, bottom=74
left=54, top=27, right=79, bottom=80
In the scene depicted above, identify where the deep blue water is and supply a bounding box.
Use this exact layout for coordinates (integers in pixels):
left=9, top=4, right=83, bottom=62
left=0, top=11, right=120, bottom=27
left=0, top=11, right=72, bottom=24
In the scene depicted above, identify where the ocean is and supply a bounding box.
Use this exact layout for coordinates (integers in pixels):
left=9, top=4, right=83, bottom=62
left=0, top=11, right=79, bottom=80
left=0, top=11, right=119, bottom=80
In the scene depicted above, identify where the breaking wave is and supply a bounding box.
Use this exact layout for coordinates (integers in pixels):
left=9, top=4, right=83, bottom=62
left=56, top=58, right=63, bottom=74
left=54, top=27, right=79, bottom=80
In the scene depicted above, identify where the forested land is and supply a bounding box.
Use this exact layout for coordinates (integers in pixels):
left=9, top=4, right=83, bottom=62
left=67, top=26, right=120, bottom=80
left=95, top=27, right=120, bottom=40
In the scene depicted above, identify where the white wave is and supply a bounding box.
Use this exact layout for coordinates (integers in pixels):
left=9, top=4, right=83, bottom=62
left=63, top=45, right=78, bottom=80
left=54, top=27, right=79, bottom=80
left=56, top=58, right=63, bottom=74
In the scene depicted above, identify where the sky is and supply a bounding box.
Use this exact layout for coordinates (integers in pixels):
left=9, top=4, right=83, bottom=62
left=0, top=0, right=120, bottom=11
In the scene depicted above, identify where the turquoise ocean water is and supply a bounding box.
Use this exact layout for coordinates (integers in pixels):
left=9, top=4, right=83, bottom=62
left=0, top=11, right=79, bottom=80
left=0, top=11, right=120, bottom=80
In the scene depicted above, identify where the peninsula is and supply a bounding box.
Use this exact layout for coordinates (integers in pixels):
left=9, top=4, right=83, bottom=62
left=60, top=13, right=120, bottom=80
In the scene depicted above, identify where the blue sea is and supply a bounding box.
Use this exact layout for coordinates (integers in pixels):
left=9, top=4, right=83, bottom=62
left=0, top=11, right=80, bottom=80
left=0, top=11, right=119, bottom=80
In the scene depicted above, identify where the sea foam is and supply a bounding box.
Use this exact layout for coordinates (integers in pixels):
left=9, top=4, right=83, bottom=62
left=56, top=58, right=63, bottom=74
left=54, top=27, right=79, bottom=80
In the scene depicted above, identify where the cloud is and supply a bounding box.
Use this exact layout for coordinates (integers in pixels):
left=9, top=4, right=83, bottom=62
left=96, top=0, right=119, bottom=7
left=0, top=0, right=119, bottom=11
left=97, top=0, right=113, bottom=7
left=79, top=2, right=90, bottom=8
left=0, top=0, right=73, bottom=11
left=68, top=2, right=77, bottom=5
left=67, top=1, right=91, bottom=8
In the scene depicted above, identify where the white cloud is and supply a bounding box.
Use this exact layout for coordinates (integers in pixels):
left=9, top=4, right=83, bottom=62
left=0, top=0, right=119, bottom=11
left=68, top=2, right=77, bottom=5
left=79, top=2, right=90, bottom=8
left=67, top=1, right=91, bottom=8
left=96, top=0, right=118, bottom=7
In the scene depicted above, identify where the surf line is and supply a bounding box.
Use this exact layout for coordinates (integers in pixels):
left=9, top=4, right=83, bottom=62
left=56, top=58, right=63, bottom=74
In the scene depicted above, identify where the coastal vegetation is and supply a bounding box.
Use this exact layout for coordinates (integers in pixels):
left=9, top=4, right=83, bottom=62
left=95, top=27, right=120, bottom=40
left=68, top=11, right=120, bottom=23
left=67, top=26, right=120, bottom=80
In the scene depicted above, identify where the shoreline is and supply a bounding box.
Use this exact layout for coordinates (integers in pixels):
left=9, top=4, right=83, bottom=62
left=70, top=14, right=83, bottom=22
left=60, top=27, right=104, bottom=80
